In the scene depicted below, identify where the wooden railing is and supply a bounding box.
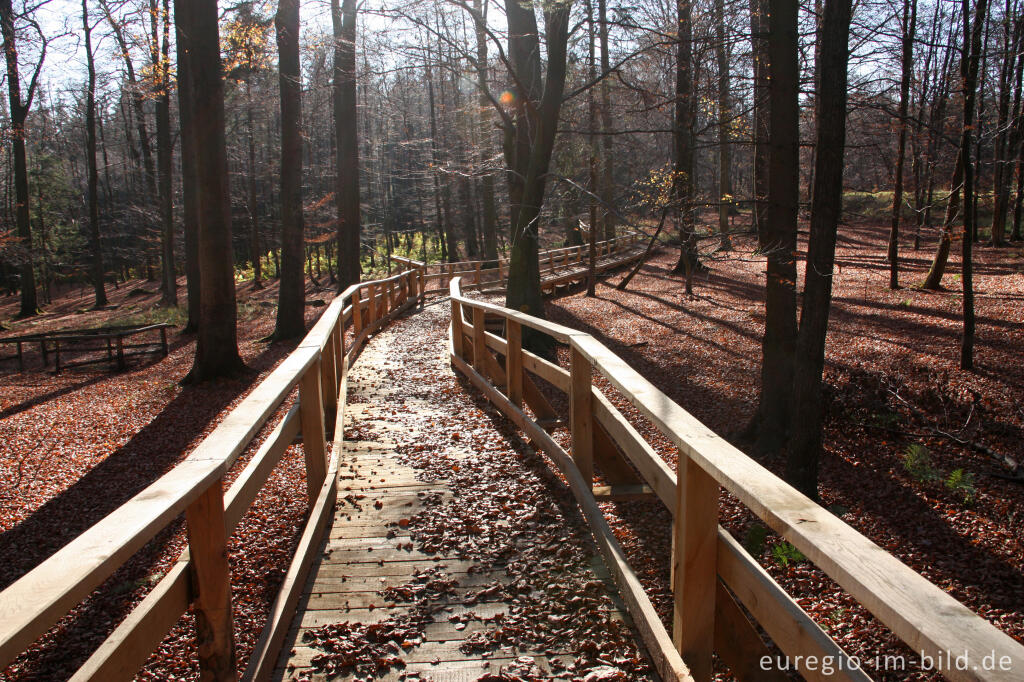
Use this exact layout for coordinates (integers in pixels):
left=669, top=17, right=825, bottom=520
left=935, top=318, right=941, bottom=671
left=394, top=231, right=642, bottom=295
left=447, top=277, right=1024, bottom=682
left=0, top=262, right=426, bottom=681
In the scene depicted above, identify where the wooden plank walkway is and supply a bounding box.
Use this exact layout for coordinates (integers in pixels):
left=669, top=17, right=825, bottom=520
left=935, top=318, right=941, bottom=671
left=274, top=303, right=654, bottom=681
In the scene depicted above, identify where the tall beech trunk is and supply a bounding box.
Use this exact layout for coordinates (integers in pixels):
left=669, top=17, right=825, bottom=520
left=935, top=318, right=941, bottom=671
left=83, top=0, right=108, bottom=308
left=274, top=0, right=306, bottom=339
left=181, top=0, right=245, bottom=382
left=785, top=0, right=853, bottom=498
left=887, top=0, right=917, bottom=289
left=175, top=0, right=200, bottom=332
left=502, top=0, right=572, bottom=337
left=714, top=0, right=733, bottom=250
left=153, top=0, right=176, bottom=306
left=333, top=0, right=361, bottom=289
left=960, top=0, right=989, bottom=369
left=751, top=0, right=800, bottom=451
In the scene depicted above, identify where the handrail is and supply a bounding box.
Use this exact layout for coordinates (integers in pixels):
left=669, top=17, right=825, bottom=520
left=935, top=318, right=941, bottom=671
left=448, top=276, right=1024, bottom=682
left=396, top=231, right=642, bottom=293
left=0, top=260, right=427, bottom=680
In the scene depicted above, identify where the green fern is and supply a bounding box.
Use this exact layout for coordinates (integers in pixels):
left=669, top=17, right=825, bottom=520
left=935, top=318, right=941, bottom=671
left=945, top=468, right=977, bottom=504
left=902, top=444, right=939, bottom=483
left=771, top=542, right=806, bottom=567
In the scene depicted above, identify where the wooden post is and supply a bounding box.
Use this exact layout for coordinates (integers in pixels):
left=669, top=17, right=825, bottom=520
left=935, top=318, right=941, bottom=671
left=569, top=346, right=594, bottom=485
left=321, top=333, right=339, bottom=427
left=54, top=340, right=61, bottom=374
left=366, top=283, right=378, bottom=328
left=116, top=335, right=125, bottom=370
left=40, top=340, right=48, bottom=365
left=506, top=320, right=523, bottom=408
left=186, top=479, right=238, bottom=681
left=472, top=306, right=487, bottom=377
left=672, top=454, right=718, bottom=682
left=352, top=288, right=363, bottom=334
left=451, top=296, right=465, bottom=359
left=16, top=341, right=23, bottom=372
left=300, top=362, right=328, bottom=503
left=106, top=337, right=114, bottom=362
left=160, top=327, right=169, bottom=356
left=474, top=263, right=481, bottom=287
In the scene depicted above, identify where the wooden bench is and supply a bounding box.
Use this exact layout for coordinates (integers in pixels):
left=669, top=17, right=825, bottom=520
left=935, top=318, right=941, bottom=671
left=0, top=323, right=173, bottom=373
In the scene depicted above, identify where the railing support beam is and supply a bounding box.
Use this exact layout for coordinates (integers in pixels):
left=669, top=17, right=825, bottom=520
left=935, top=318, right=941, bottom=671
left=672, top=453, right=718, bottom=682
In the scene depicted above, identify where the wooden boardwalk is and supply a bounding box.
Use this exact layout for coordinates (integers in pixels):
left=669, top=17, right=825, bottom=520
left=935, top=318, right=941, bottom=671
left=274, top=306, right=650, bottom=681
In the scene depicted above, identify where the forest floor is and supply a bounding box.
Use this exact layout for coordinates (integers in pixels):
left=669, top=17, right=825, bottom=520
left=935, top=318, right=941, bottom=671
left=0, top=274, right=338, bottom=679
left=545, top=219, right=1024, bottom=679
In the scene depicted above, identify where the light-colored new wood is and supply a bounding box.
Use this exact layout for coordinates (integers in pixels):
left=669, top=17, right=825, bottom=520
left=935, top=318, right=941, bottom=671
left=672, top=455, right=718, bottom=681
left=299, top=361, right=327, bottom=503
left=570, top=346, right=595, bottom=486
left=506, top=320, right=523, bottom=408
left=716, top=530, right=870, bottom=682
left=70, top=560, right=190, bottom=682
left=472, top=307, right=487, bottom=377
left=186, top=480, right=238, bottom=681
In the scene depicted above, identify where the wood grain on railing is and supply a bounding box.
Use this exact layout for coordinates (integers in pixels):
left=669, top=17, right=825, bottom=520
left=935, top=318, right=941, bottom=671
left=447, top=275, right=1024, bottom=682
left=0, top=261, right=427, bottom=681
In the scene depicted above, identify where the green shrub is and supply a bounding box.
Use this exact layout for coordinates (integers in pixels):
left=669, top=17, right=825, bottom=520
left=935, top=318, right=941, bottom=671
left=743, top=523, right=769, bottom=557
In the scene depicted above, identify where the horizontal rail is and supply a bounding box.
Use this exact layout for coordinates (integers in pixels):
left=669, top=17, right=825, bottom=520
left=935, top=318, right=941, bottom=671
left=448, top=275, right=1024, bottom=682
left=0, top=259, right=428, bottom=679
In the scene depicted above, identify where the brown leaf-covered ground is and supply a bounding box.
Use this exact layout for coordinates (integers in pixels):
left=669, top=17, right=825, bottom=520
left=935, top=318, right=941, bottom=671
left=0, top=277, right=334, bottom=680
left=543, top=222, right=1024, bottom=680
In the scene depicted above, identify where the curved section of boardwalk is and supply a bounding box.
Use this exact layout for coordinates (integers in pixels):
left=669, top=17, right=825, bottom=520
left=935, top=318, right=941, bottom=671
left=275, top=303, right=653, bottom=681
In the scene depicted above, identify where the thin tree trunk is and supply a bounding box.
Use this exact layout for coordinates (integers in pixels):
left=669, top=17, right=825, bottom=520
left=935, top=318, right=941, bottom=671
left=472, top=0, right=499, bottom=264
left=274, top=0, right=306, bottom=339
left=714, top=0, right=733, bottom=250
left=672, top=0, right=698, bottom=288
left=749, top=0, right=769, bottom=236
left=887, top=0, right=917, bottom=289
left=597, top=0, right=615, bottom=240
left=333, top=0, right=361, bottom=289
left=154, top=0, right=176, bottom=306
left=960, top=0, right=989, bottom=369
left=247, top=79, right=263, bottom=290
left=83, top=0, right=108, bottom=308
left=175, top=0, right=201, bottom=332
left=786, top=0, right=853, bottom=498
left=751, top=0, right=800, bottom=451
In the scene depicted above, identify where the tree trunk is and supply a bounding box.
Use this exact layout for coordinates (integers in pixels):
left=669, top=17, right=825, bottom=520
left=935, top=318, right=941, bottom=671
left=181, top=0, right=245, bottom=382
left=502, top=0, right=572, bottom=342
left=960, top=0, right=990, bottom=369
left=247, top=79, right=263, bottom=290
left=333, top=0, right=361, bottom=289
left=83, top=0, right=108, bottom=308
left=751, top=0, right=800, bottom=451
left=154, top=0, right=176, bottom=306
left=672, top=0, right=698, bottom=285
left=472, top=0, right=499, bottom=264
left=887, top=0, right=917, bottom=289
left=749, top=0, right=770, bottom=237
left=174, top=0, right=201, bottom=332
left=598, top=0, right=615, bottom=240
left=785, top=0, right=853, bottom=499
left=714, top=0, right=733, bottom=250
left=274, top=0, right=306, bottom=339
